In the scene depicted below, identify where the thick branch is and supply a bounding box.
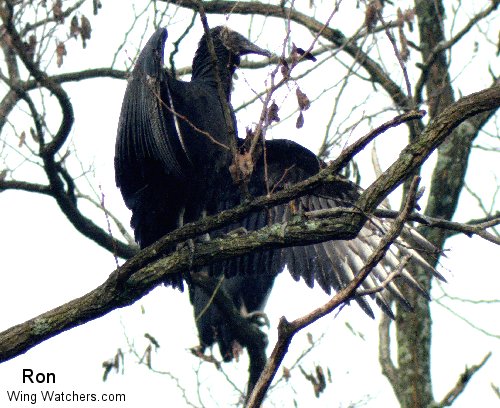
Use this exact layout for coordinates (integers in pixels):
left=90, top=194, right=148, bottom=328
left=358, top=86, right=500, bottom=213
left=0, top=179, right=52, bottom=195
left=0, top=204, right=368, bottom=364
left=0, top=89, right=497, bottom=374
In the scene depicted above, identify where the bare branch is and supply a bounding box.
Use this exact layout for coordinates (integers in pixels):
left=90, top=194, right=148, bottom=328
left=415, top=1, right=500, bottom=105
left=379, top=312, right=398, bottom=385
left=0, top=179, right=51, bottom=195
left=435, top=352, right=492, bottom=407
left=0, top=3, right=74, bottom=157
left=166, top=0, right=411, bottom=109
left=368, top=209, right=500, bottom=245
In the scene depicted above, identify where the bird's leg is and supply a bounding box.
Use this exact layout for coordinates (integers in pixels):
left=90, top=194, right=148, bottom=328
left=199, top=209, right=211, bottom=242
left=176, top=207, right=195, bottom=269
left=239, top=303, right=270, bottom=329
left=227, top=226, right=248, bottom=236
left=245, top=311, right=271, bottom=329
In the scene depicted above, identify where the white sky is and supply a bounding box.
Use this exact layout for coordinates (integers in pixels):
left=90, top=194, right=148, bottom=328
left=0, top=1, right=499, bottom=407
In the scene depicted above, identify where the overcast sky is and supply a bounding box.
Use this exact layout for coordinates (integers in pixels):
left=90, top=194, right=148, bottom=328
left=0, top=1, right=499, bottom=407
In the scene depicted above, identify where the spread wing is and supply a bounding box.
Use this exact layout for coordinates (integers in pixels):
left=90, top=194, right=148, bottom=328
left=115, top=27, right=190, bottom=204
left=208, top=139, right=441, bottom=318
left=114, top=28, right=194, bottom=288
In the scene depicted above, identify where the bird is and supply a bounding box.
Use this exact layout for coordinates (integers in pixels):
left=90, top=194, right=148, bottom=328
left=115, top=26, right=441, bottom=368
left=115, top=25, right=270, bottom=286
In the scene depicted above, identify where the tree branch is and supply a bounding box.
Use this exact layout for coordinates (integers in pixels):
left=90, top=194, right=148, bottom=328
left=414, top=1, right=500, bottom=106
left=0, top=2, right=74, bottom=157
left=166, top=0, right=411, bottom=109
left=358, top=86, right=500, bottom=213
left=245, top=176, right=422, bottom=408
left=379, top=312, right=398, bottom=385
left=434, top=352, right=492, bottom=407
left=0, top=82, right=498, bottom=406
left=0, top=199, right=375, bottom=364
left=368, top=209, right=500, bottom=245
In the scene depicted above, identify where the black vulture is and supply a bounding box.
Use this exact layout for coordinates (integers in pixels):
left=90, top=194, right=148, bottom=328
left=115, top=26, right=440, bottom=365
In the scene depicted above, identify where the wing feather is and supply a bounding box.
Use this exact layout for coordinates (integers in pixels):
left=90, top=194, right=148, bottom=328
left=217, top=138, right=442, bottom=317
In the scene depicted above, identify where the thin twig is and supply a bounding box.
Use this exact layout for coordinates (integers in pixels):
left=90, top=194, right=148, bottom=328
left=435, top=352, right=492, bottom=407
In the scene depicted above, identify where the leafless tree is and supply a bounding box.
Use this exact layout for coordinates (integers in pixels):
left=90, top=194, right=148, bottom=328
left=0, top=1, right=499, bottom=406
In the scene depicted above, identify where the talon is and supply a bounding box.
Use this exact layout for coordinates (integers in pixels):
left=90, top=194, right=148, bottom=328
left=228, top=227, right=248, bottom=236
left=246, top=311, right=270, bottom=329
left=176, top=239, right=195, bottom=268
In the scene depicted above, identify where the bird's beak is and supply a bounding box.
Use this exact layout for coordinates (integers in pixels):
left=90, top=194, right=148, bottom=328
left=239, top=38, right=272, bottom=58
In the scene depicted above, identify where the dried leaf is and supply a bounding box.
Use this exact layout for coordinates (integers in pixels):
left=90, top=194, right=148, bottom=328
left=397, top=9, right=410, bottom=62
left=0, top=169, right=7, bottom=182
left=296, top=87, right=310, bottom=111
left=307, top=332, right=313, bottom=345
left=290, top=43, right=300, bottom=67
left=113, top=353, right=120, bottom=372
left=397, top=7, right=404, bottom=25
left=102, top=361, right=113, bottom=382
left=56, top=41, right=66, bottom=67
left=267, top=101, right=280, bottom=124
left=144, top=333, right=160, bottom=349
left=229, top=150, right=254, bottom=184
left=300, top=365, right=327, bottom=398
left=80, top=15, right=92, bottom=48
left=145, top=344, right=152, bottom=368
left=404, top=8, right=416, bottom=32
left=314, top=366, right=326, bottom=398
left=283, top=366, right=291, bottom=381
left=18, top=131, right=26, bottom=147
left=24, top=35, right=37, bottom=61
left=52, top=0, right=64, bottom=23
left=365, top=0, right=383, bottom=31
left=280, top=58, right=290, bottom=79
left=70, top=15, right=79, bottom=38
left=296, top=111, right=304, bottom=129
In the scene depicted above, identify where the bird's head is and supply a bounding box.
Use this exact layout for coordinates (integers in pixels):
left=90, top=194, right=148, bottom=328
left=217, top=26, right=271, bottom=59
left=193, top=26, right=270, bottom=74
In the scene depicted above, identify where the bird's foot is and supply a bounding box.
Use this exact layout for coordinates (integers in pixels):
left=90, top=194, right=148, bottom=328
left=227, top=227, right=248, bottom=237
left=176, top=239, right=195, bottom=268
left=246, top=311, right=271, bottom=329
